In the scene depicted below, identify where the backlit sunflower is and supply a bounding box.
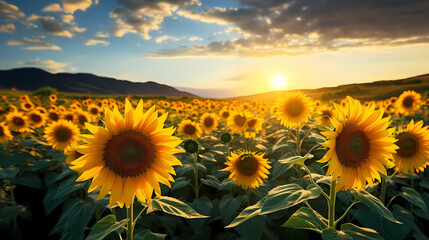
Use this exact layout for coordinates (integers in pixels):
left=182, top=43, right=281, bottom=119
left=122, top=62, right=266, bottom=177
left=27, top=110, right=46, bottom=128
left=87, top=104, right=102, bottom=118
left=227, top=111, right=250, bottom=134
left=320, top=96, right=397, bottom=191
left=244, top=117, right=263, bottom=138
left=274, top=91, right=313, bottom=128
left=75, top=110, right=91, bottom=128
left=200, top=113, right=218, bottom=134
left=70, top=99, right=183, bottom=208
left=317, top=105, right=336, bottom=126
left=178, top=119, right=202, bottom=138
left=0, top=122, right=13, bottom=143
left=63, top=111, right=75, bottom=122
left=396, top=90, right=422, bottom=116
left=44, top=119, right=80, bottom=153
left=49, top=94, right=57, bottom=103
left=219, top=108, right=230, bottom=121
left=393, top=120, right=429, bottom=173
left=6, top=112, right=29, bottom=132
left=47, top=110, right=60, bottom=122
left=65, top=147, right=83, bottom=164
left=21, top=101, right=35, bottom=112
left=223, top=151, right=271, bottom=189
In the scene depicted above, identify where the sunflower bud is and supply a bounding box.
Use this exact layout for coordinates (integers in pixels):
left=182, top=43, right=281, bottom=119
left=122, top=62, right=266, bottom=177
left=221, top=132, right=232, bottom=143
left=184, top=139, right=199, bottom=153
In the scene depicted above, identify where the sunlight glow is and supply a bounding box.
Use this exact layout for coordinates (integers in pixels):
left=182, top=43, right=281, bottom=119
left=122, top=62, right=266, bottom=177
left=270, top=75, right=287, bottom=89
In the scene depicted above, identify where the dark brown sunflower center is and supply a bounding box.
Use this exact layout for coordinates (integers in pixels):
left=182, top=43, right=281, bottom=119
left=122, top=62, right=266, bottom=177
left=65, top=114, right=74, bottom=121
left=204, top=117, right=214, bottom=127
left=335, top=126, right=370, bottom=168
left=49, top=112, right=59, bottom=121
left=396, top=132, right=419, bottom=158
left=30, top=113, right=42, bottom=123
left=402, top=96, right=414, bottom=108
left=222, top=112, right=229, bottom=119
left=285, top=98, right=304, bottom=117
left=25, top=103, right=32, bottom=109
left=104, top=131, right=155, bottom=177
left=234, top=115, right=246, bottom=127
left=12, top=117, right=25, bottom=126
left=90, top=108, right=99, bottom=115
left=247, top=119, right=257, bottom=128
left=237, top=156, right=259, bottom=176
left=184, top=124, right=196, bottom=135
left=322, top=110, right=332, bottom=119
left=78, top=115, right=88, bottom=124
left=54, top=126, right=72, bottom=142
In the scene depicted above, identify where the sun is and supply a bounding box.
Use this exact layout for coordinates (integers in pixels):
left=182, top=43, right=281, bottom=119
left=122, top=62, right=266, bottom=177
left=270, top=75, right=287, bottom=89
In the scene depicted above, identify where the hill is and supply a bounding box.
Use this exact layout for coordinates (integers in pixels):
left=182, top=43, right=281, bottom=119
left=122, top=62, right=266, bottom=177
left=0, top=68, right=197, bottom=97
left=231, top=74, right=429, bottom=102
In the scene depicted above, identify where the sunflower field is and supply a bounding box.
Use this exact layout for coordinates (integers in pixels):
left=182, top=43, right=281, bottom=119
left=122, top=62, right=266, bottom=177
left=1, top=89, right=429, bottom=240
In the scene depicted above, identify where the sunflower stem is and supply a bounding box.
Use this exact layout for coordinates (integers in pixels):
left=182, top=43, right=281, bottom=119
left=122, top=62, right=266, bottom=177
left=334, top=200, right=359, bottom=227
left=328, top=179, right=337, bottom=228
left=296, top=125, right=303, bottom=156
left=193, top=152, right=199, bottom=200
left=126, top=203, right=134, bottom=240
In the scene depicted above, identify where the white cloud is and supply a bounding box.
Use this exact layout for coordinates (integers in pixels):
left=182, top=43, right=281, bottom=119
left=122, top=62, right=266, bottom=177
left=42, top=4, right=62, bottom=12
left=188, top=36, right=202, bottom=41
left=0, top=0, right=25, bottom=20
left=95, top=31, right=109, bottom=38
left=155, top=35, right=180, bottom=43
left=60, top=14, right=74, bottom=24
left=20, top=58, right=69, bottom=73
left=85, top=39, right=110, bottom=46
left=0, top=23, right=15, bottom=33
left=7, top=36, right=62, bottom=50
left=60, top=0, right=93, bottom=14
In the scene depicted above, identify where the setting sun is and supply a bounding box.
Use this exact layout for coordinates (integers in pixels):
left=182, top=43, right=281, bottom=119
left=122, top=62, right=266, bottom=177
left=270, top=75, right=287, bottom=89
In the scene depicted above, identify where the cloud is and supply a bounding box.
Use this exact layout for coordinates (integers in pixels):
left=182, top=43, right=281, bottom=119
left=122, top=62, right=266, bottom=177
left=85, top=39, right=110, bottom=46
left=189, top=36, right=202, bottom=41
left=42, top=4, right=62, bottom=12
left=60, top=14, right=74, bottom=24
left=152, top=0, right=429, bottom=57
left=60, top=0, right=93, bottom=14
left=27, top=14, right=86, bottom=38
left=7, top=36, right=62, bottom=50
left=20, top=58, right=69, bottom=73
left=0, top=0, right=25, bottom=21
left=0, top=23, right=14, bottom=33
left=110, top=0, right=200, bottom=39
left=95, top=31, right=109, bottom=38
left=155, top=35, right=180, bottom=43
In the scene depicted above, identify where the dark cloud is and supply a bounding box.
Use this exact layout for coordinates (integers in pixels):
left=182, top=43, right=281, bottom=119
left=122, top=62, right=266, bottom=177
left=153, top=0, right=429, bottom=57
left=27, top=14, right=86, bottom=38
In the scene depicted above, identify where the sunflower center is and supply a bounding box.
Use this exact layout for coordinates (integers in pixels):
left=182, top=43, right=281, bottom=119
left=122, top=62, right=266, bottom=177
left=90, top=108, right=99, bottom=115
left=247, top=119, right=257, bottom=128
left=402, top=96, right=414, bottom=108
left=54, top=127, right=72, bottom=142
left=30, top=113, right=42, bottom=123
left=396, top=132, right=419, bottom=158
left=222, top=112, right=229, bottom=119
left=78, top=115, right=88, bottom=125
left=322, top=110, right=332, bottom=118
left=12, top=117, right=25, bottom=126
left=64, top=114, right=73, bottom=121
left=285, top=99, right=304, bottom=117
left=184, top=124, right=196, bottom=135
left=104, top=131, right=155, bottom=177
left=336, top=126, right=370, bottom=168
left=234, top=115, right=246, bottom=127
left=237, top=156, right=259, bottom=176
left=204, top=117, right=214, bottom=127
left=49, top=112, right=59, bottom=121
left=25, top=103, right=32, bottom=109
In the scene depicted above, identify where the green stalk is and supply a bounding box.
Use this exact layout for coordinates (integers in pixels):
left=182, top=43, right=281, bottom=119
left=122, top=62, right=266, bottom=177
left=296, top=125, right=302, bottom=155
left=334, top=200, right=359, bottom=227
left=328, top=180, right=337, bottom=228
left=193, top=153, right=199, bottom=200
left=126, top=203, right=134, bottom=240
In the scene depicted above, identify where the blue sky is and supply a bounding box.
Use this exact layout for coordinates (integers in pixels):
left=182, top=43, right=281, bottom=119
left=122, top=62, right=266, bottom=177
left=1, top=0, right=429, bottom=98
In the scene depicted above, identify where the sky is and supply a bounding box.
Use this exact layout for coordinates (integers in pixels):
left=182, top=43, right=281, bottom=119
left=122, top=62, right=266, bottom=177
left=0, top=0, right=429, bottom=98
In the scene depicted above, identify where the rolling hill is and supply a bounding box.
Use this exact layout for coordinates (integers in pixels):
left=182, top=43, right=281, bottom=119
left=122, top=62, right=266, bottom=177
left=0, top=68, right=197, bottom=97
left=231, top=74, right=429, bottom=102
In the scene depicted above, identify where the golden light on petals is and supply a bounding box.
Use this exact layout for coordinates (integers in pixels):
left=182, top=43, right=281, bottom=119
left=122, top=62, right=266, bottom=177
left=44, top=119, right=80, bottom=153
left=274, top=91, right=313, bottom=128
left=0, top=122, right=13, bottom=144
left=178, top=119, right=202, bottom=138
left=396, top=90, right=422, bottom=116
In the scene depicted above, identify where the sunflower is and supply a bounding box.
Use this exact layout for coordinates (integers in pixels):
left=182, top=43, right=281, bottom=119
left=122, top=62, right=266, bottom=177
left=393, top=120, right=429, bottom=173
left=47, top=110, right=60, bottom=122
left=49, top=94, right=57, bottom=103
left=317, top=105, right=336, bottom=126
left=44, top=119, right=80, bottom=152
left=274, top=91, right=313, bottom=128
left=320, top=97, right=397, bottom=191
left=244, top=117, right=263, bottom=138
left=396, top=90, right=422, bottom=116
left=63, top=111, right=75, bottom=122
left=0, top=122, right=13, bottom=144
left=223, top=151, right=271, bottom=189
left=6, top=112, right=29, bottom=132
left=65, top=147, right=83, bottom=164
left=69, top=99, right=183, bottom=208
left=227, top=111, right=251, bottom=134
left=200, top=113, right=219, bottom=134
left=87, top=104, right=102, bottom=118
left=219, top=108, right=230, bottom=121
left=21, top=101, right=35, bottom=112
left=178, top=119, right=202, bottom=138
left=75, top=110, right=91, bottom=128
left=27, top=110, right=47, bottom=128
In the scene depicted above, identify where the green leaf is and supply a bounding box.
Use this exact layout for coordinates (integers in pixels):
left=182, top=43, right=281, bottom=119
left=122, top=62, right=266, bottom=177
left=271, top=160, right=293, bottom=180
left=0, top=203, right=26, bottom=224
left=282, top=207, right=327, bottom=233
left=260, top=183, right=322, bottom=215
left=54, top=176, right=86, bottom=200
left=86, top=215, right=128, bottom=240
left=400, top=187, right=429, bottom=216
left=219, top=195, right=244, bottom=224
left=322, top=224, right=383, bottom=240
left=0, top=167, right=19, bottom=179
left=43, top=184, right=70, bottom=215
left=15, top=172, right=42, bottom=189
left=350, top=189, right=400, bottom=223
left=201, top=175, right=221, bottom=189
left=170, top=177, right=190, bottom=191
left=225, top=197, right=265, bottom=228
left=278, top=154, right=314, bottom=166
left=134, top=229, right=166, bottom=240
left=149, top=196, right=208, bottom=219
